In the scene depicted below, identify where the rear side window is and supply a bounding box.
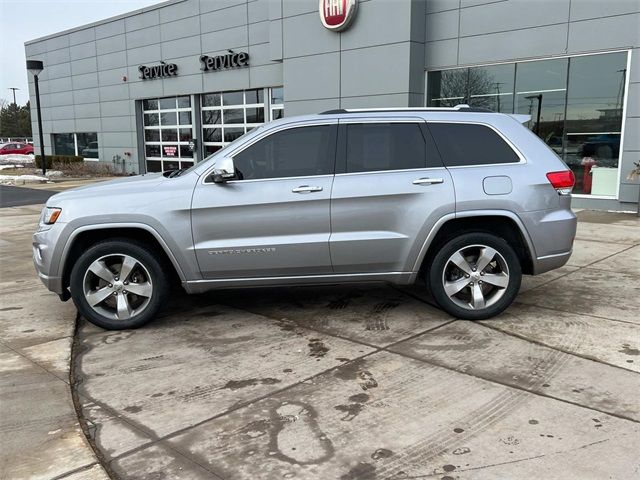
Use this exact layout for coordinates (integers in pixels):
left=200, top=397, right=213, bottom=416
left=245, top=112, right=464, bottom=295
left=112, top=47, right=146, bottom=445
left=346, top=123, right=426, bottom=173
left=233, top=124, right=336, bottom=180
left=429, top=123, right=520, bottom=166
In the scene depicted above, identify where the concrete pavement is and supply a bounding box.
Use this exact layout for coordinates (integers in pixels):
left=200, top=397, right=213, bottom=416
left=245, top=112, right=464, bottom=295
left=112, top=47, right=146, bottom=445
left=71, top=210, right=640, bottom=479
left=1, top=202, right=638, bottom=479
left=0, top=205, right=109, bottom=480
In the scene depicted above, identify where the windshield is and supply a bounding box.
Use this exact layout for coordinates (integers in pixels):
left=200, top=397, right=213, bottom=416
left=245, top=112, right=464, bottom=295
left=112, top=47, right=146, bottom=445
left=176, top=126, right=265, bottom=177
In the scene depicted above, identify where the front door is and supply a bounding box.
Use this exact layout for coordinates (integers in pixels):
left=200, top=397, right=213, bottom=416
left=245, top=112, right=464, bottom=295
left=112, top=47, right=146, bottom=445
left=330, top=119, right=455, bottom=273
left=191, top=122, right=337, bottom=279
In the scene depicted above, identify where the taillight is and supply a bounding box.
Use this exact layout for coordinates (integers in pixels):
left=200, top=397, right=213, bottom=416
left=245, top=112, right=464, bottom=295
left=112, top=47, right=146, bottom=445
left=546, top=170, right=575, bottom=195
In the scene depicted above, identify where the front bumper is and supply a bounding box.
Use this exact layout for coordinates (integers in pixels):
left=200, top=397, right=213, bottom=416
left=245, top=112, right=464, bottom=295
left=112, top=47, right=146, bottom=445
left=33, top=222, right=67, bottom=295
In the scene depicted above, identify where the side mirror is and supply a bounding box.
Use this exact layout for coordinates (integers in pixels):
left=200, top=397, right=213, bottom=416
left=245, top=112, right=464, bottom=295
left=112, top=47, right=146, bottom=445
left=211, top=157, right=236, bottom=183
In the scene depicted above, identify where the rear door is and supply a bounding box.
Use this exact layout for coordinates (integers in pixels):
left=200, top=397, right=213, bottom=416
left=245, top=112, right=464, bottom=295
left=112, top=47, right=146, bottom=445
left=191, top=122, right=337, bottom=279
left=329, top=118, right=455, bottom=274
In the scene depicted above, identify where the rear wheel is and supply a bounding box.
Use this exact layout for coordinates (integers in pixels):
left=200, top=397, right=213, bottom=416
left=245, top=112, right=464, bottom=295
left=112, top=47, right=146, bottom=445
left=70, top=240, right=169, bottom=330
left=427, top=232, right=521, bottom=320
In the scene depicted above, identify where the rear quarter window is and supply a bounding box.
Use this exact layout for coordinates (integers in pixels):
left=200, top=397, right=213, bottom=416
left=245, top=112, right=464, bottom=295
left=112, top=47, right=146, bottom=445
left=429, top=123, right=520, bottom=167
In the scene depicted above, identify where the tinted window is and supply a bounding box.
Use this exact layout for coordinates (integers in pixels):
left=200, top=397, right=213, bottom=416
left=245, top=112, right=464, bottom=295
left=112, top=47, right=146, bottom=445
left=429, top=123, right=519, bottom=166
left=233, top=125, right=336, bottom=180
left=346, top=123, right=426, bottom=173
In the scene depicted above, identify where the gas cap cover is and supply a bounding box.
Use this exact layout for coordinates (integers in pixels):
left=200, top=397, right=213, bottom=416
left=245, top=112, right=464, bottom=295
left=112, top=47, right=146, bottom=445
left=483, top=176, right=512, bottom=195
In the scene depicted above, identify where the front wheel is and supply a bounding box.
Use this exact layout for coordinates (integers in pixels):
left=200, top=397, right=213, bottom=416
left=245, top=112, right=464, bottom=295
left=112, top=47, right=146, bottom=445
left=70, top=240, right=169, bottom=330
left=427, top=233, right=522, bottom=320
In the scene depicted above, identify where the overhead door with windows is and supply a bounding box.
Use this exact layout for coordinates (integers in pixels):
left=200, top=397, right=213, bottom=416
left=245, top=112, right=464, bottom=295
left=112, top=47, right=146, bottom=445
left=330, top=119, right=455, bottom=274
left=142, top=96, right=194, bottom=173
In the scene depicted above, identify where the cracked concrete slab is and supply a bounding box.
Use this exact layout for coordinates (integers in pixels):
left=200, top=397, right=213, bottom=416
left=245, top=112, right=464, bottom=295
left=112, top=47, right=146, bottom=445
left=388, top=321, right=640, bottom=421
left=222, top=284, right=452, bottom=347
left=575, top=221, right=640, bottom=245
left=565, top=239, right=631, bottom=267
left=517, top=267, right=640, bottom=324
left=482, top=303, right=640, bottom=372
left=106, top=351, right=639, bottom=480
left=77, top=305, right=375, bottom=446
left=588, top=244, right=640, bottom=275
left=0, top=205, right=108, bottom=480
left=518, top=265, right=579, bottom=293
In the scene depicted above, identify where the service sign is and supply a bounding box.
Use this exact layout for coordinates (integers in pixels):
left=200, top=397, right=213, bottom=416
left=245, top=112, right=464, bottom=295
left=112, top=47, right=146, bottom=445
left=319, top=0, right=357, bottom=32
left=163, top=146, right=177, bottom=157
left=138, top=61, right=178, bottom=80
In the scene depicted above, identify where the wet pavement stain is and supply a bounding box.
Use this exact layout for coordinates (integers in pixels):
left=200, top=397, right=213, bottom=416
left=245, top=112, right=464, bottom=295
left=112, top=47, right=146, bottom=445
left=269, top=401, right=334, bottom=465
left=123, top=405, right=142, bottom=413
left=222, top=378, right=281, bottom=390
left=371, top=448, right=393, bottom=460
left=358, top=371, right=378, bottom=391
left=334, top=403, right=365, bottom=421
left=102, top=331, right=134, bottom=344
left=619, top=344, right=640, bottom=356
left=349, top=393, right=370, bottom=403
left=0, top=307, right=22, bottom=311
left=21, top=329, right=35, bottom=333
left=341, top=462, right=377, bottom=480
left=452, top=447, right=470, bottom=455
left=308, top=339, right=329, bottom=358
left=529, top=419, right=539, bottom=424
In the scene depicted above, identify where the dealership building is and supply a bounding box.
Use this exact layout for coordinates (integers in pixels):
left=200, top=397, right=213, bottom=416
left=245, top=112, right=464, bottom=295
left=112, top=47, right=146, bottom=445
left=24, top=0, right=640, bottom=210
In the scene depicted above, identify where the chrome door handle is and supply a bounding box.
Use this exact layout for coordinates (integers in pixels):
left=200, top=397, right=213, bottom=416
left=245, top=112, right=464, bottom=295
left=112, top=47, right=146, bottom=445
left=292, top=185, right=323, bottom=193
left=413, top=177, right=444, bottom=185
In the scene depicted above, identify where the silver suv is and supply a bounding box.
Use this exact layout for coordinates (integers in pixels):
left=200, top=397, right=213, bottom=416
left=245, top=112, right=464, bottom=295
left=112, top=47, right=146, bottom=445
left=33, top=106, right=577, bottom=330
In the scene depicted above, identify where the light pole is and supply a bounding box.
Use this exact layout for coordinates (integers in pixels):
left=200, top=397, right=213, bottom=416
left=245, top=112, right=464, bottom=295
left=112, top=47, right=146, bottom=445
left=26, top=60, right=46, bottom=176
left=8, top=87, right=19, bottom=105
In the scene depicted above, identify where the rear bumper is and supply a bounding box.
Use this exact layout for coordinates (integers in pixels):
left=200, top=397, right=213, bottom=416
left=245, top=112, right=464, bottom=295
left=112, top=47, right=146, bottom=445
left=520, top=208, right=577, bottom=275
left=534, top=249, right=572, bottom=275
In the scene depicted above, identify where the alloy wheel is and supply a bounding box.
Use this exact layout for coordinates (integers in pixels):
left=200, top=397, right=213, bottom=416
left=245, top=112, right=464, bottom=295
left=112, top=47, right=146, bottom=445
left=441, top=244, right=510, bottom=310
left=82, top=253, right=153, bottom=321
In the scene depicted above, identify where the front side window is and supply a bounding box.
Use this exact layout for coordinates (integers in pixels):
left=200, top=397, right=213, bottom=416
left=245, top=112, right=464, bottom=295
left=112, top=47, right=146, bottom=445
left=345, top=123, right=426, bottom=173
left=429, top=123, right=520, bottom=166
left=232, top=125, right=336, bottom=180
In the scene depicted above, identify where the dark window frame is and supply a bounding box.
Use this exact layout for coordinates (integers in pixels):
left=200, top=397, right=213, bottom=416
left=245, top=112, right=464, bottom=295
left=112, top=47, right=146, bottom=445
left=335, top=121, right=443, bottom=174
left=427, top=121, right=522, bottom=167
left=226, top=123, right=338, bottom=182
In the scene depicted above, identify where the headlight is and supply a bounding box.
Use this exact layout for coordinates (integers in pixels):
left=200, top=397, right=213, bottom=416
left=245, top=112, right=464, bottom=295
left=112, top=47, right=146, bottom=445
left=42, top=207, right=62, bottom=224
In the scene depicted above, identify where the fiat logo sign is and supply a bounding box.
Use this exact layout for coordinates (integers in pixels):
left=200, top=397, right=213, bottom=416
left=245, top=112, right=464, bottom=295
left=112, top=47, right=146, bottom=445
left=319, top=0, right=357, bottom=32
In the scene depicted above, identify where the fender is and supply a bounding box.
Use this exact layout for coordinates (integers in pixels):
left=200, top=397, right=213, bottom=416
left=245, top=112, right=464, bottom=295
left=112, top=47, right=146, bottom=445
left=57, top=222, right=188, bottom=282
left=408, top=209, right=537, bottom=283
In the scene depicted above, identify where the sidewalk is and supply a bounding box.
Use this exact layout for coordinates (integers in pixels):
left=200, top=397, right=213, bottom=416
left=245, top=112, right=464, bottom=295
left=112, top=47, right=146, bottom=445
left=0, top=205, right=109, bottom=480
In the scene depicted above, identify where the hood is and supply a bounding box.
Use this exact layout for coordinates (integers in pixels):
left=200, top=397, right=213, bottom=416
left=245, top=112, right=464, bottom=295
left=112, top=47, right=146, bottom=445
left=46, top=173, right=166, bottom=205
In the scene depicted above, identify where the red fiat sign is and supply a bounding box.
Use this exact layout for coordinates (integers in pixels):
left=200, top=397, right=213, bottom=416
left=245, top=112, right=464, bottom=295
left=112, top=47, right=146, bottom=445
left=319, top=0, right=357, bottom=31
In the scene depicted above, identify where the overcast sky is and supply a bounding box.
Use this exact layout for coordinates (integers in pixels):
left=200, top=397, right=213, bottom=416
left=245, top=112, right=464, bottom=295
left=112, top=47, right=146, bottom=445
left=0, top=0, right=161, bottom=105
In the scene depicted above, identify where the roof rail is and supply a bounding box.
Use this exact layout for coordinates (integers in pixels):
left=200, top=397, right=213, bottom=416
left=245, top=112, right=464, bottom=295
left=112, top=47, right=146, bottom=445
left=319, top=104, right=493, bottom=115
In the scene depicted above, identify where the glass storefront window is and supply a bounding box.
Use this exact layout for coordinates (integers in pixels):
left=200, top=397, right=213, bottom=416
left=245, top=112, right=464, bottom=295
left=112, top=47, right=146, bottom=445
left=564, top=52, right=627, bottom=195
left=53, top=132, right=99, bottom=159
left=77, top=132, right=98, bottom=159
left=426, top=68, right=467, bottom=107
left=469, top=64, right=515, bottom=113
left=426, top=51, right=628, bottom=196
left=52, top=133, right=75, bottom=156
left=515, top=58, right=567, bottom=154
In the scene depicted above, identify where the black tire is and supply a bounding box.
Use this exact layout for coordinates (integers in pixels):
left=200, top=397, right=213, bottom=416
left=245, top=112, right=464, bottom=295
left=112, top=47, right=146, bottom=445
left=427, top=232, right=521, bottom=320
left=70, top=239, right=169, bottom=330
